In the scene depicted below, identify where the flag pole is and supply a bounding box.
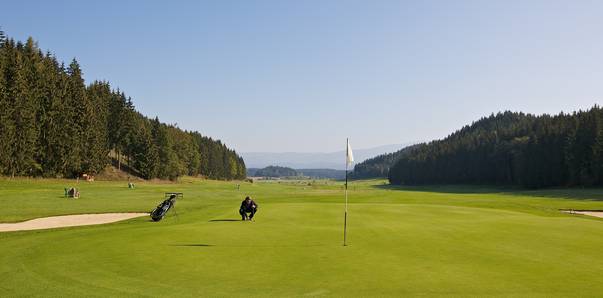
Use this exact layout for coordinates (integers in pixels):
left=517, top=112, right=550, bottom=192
left=344, top=138, right=349, bottom=246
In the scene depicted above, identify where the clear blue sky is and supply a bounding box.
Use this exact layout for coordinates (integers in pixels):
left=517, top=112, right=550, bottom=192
left=2, top=0, right=602, bottom=152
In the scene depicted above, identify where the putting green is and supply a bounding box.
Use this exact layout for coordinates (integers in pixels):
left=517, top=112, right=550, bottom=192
left=2, top=178, right=603, bottom=297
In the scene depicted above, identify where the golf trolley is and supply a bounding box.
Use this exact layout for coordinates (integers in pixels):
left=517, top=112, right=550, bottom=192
left=150, top=192, right=183, bottom=222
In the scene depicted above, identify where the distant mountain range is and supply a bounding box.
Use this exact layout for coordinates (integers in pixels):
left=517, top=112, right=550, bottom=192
left=241, top=143, right=413, bottom=170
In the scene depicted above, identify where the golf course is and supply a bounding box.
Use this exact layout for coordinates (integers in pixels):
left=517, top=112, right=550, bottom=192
left=2, top=177, right=603, bottom=297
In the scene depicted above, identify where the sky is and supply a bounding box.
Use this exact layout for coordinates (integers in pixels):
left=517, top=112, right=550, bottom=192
left=2, top=0, right=603, bottom=153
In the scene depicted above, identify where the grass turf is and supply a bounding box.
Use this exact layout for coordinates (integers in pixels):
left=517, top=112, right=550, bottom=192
left=2, top=177, right=603, bottom=297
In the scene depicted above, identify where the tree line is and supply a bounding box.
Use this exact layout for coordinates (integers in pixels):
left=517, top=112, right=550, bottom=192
left=0, top=31, right=246, bottom=180
left=389, top=107, right=603, bottom=188
left=251, top=166, right=298, bottom=177
left=351, top=144, right=421, bottom=179
left=297, top=168, right=346, bottom=180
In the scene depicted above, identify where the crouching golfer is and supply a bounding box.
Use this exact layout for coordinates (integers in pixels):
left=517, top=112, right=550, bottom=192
left=239, top=196, right=258, bottom=221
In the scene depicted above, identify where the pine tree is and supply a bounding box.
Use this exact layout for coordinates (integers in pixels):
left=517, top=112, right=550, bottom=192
left=10, top=47, right=39, bottom=176
left=85, top=81, right=111, bottom=173
left=42, top=61, right=73, bottom=176
left=0, top=27, right=5, bottom=46
left=591, top=108, right=603, bottom=184
left=60, top=59, right=89, bottom=176
left=132, top=119, right=159, bottom=179
left=151, top=117, right=177, bottom=179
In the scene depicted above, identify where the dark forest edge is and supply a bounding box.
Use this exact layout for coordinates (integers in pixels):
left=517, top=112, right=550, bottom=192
left=389, top=107, right=603, bottom=189
left=0, top=30, right=246, bottom=180
left=350, top=144, right=421, bottom=179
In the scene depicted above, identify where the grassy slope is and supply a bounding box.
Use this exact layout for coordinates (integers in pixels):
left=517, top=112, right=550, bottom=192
left=1, top=178, right=603, bottom=297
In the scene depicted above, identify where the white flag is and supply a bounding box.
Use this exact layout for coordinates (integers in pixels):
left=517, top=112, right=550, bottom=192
left=346, top=139, right=354, bottom=167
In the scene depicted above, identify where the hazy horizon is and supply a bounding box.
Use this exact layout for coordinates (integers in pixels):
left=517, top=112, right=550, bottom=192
left=241, top=142, right=409, bottom=154
left=3, top=0, right=602, bottom=152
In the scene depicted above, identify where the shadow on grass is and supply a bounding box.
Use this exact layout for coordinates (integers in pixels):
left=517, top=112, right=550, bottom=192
left=373, top=183, right=603, bottom=201
left=374, top=183, right=513, bottom=194
left=170, top=244, right=330, bottom=247
left=170, top=244, right=214, bottom=247
left=209, top=219, right=240, bottom=222
left=221, top=244, right=330, bottom=247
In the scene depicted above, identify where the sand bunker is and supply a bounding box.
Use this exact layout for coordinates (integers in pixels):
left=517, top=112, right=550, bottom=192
left=0, top=213, right=148, bottom=232
left=561, top=210, right=603, bottom=218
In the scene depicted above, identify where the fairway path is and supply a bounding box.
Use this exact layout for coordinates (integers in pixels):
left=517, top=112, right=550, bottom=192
left=0, top=213, right=148, bottom=232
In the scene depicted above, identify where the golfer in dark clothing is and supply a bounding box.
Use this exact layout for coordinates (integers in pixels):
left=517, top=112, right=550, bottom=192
left=239, top=196, right=258, bottom=220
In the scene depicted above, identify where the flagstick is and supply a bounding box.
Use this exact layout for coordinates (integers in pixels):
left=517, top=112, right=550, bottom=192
left=344, top=138, right=349, bottom=246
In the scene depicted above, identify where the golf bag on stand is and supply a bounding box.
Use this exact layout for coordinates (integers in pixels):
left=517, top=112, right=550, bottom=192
left=150, top=193, right=183, bottom=221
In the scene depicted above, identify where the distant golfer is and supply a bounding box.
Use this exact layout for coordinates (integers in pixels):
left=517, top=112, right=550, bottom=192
left=239, top=196, right=258, bottom=221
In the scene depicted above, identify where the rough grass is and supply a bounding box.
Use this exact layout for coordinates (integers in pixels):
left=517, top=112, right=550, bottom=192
left=2, top=177, right=603, bottom=297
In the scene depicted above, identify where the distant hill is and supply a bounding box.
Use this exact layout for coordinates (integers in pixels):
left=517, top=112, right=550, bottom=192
left=246, top=168, right=260, bottom=176
left=253, top=166, right=298, bottom=177
left=241, top=143, right=412, bottom=170
left=350, top=144, right=422, bottom=179
left=248, top=167, right=346, bottom=179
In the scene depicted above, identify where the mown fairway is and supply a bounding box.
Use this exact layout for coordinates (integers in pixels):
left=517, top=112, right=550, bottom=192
left=2, top=178, right=603, bottom=297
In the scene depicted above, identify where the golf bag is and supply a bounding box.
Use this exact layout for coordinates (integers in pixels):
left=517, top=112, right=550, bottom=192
left=150, top=196, right=176, bottom=221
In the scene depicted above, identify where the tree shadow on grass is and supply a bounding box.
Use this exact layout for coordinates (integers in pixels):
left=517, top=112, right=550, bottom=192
left=509, top=188, right=603, bottom=202
left=373, top=184, right=516, bottom=194
left=373, top=183, right=603, bottom=202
